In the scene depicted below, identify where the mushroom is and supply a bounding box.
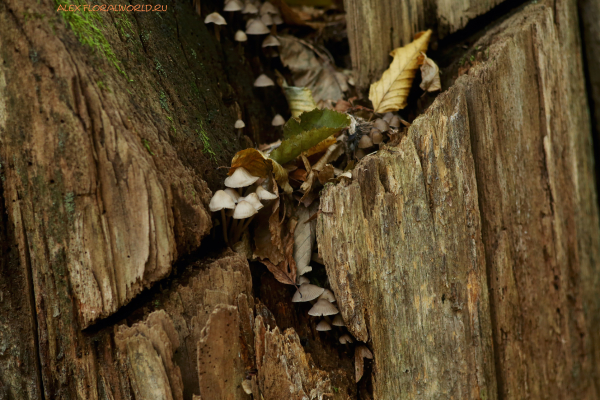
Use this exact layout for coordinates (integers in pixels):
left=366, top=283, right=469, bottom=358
left=254, top=74, right=275, bottom=87
left=319, top=289, right=336, bottom=302
left=209, top=190, right=236, bottom=244
left=382, top=112, right=394, bottom=123
left=373, top=118, right=389, bottom=132
left=308, top=298, right=339, bottom=316
left=261, top=13, right=273, bottom=26
left=371, top=128, right=383, bottom=144
left=355, top=345, right=374, bottom=382
left=292, top=283, right=325, bottom=302
left=231, top=200, right=258, bottom=244
left=339, top=334, right=353, bottom=344
left=242, top=379, right=252, bottom=394
left=272, top=114, right=285, bottom=126
left=332, top=314, right=345, bottom=326
left=224, top=188, right=241, bottom=203
left=355, top=148, right=366, bottom=160
left=316, top=320, right=332, bottom=331
left=225, top=167, right=260, bottom=189
left=272, top=14, right=284, bottom=25
left=297, top=276, right=310, bottom=285
left=223, top=0, right=243, bottom=12
left=358, top=134, right=374, bottom=149
left=234, top=30, right=248, bottom=42
left=204, top=12, right=227, bottom=41
left=242, top=2, right=258, bottom=14
left=246, top=19, right=270, bottom=35
left=260, top=1, right=278, bottom=15
left=240, top=192, right=264, bottom=211
left=389, top=115, right=401, bottom=129
left=256, top=186, right=278, bottom=201
left=262, top=34, right=280, bottom=48
left=235, top=119, right=245, bottom=139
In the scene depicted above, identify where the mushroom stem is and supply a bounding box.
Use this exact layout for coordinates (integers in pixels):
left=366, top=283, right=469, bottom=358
left=229, top=217, right=238, bottom=240
left=214, top=26, right=221, bottom=42
left=220, top=209, right=229, bottom=244
left=233, top=215, right=254, bottom=244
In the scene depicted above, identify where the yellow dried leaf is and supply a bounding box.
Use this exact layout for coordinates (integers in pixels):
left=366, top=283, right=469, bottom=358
left=268, top=158, right=294, bottom=194
left=283, top=86, right=318, bottom=118
left=305, top=135, right=336, bottom=157
left=369, top=30, right=432, bottom=113
left=420, top=53, right=441, bottom=92
left=229, top=148, right=272, bottom=177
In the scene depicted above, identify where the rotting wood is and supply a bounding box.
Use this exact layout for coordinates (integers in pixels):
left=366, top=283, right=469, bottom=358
left=343, top=0, right=507, bottom=90
left=318, top=3, right=600, bottom=399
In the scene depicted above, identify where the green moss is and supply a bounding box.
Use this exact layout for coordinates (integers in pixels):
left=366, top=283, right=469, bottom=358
left=196, top=121, right=216, bottom=162
left=96, top=80, right=110, bottom=92
left=159, top=91, right=169, bottom=111
left=55, top=0, right=125, bottom=76
left=155, top=58, right=166, bottom=77
left=142, top=138, right=155, bottom=155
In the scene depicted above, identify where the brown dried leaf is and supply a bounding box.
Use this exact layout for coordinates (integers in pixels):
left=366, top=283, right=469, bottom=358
left=293, top=203, right=318, bottom=277
left=317, top=164, right=335, bottom=185
left=270, top=0, right=307, bottom=26
left=229, top=148, right=271, bottom=177
left=290, top=168, right=307, bottom=182
left=420, top=52, right=441, bottom=92
left=305, top=135, right=336, bottom=157
left=261, top=217, right=298, bottom=285
left=268, top=158, right=293, bottom=194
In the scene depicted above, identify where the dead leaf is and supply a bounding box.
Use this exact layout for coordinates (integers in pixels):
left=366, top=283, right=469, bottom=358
left=229, top=148, right=272, bottom=177
left=267, top=158, right=293, bottom=194
left=261, top=217, right=298, bottom=285
left=279, top=35, right=346, bottom=104
left=276, top=72, right=319, bottom=118
left=293, top=203, right=318, bottom=277
left=270, top=0, right=307, bottom=26
left=334, top=99, right=352, bottom=113
left=289, top=169, right=308, bottom=182
left=317, top=164, right=334, bottom=184
left=420, top=52, right=441, bottom=92
left=306, top=135, right=336, bottom=157
left=369, top=30, right=432, bottom=113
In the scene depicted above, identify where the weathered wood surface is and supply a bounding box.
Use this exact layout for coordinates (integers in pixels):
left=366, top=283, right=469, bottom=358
left=344, top=0, right=506, bottom=89
left=319, top=3, right=600, bottom=399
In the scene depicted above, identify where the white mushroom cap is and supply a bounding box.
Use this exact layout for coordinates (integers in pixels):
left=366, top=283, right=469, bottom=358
left=233, top=200, right=258, bottom=219
left=242, top=2, right=258, bottom=14
left=389, top=115, right=401, bottom=128
left=260, top=1, right=278, bottom=15
left=235, top=119, right=245, bottom=129
left=262, top=34, right=280, bottom=47
left=241, top=192, right=264, bottom=210
left=204, top=12, right=227, bottom=25
left=316, top=320, right=332, bottom=331
left=261, top=13, right=273, bottom=26
left=382, top=112, right=394, bottom=123
left=272, top=114, right=285, bottom=126
left=356, top=345, right=373, bottom=359
left=292, top=283, right=325, bottom=302
left=297, top=276, right=310, bottom=285
left=272, top=14, right=284, bottom=25
left=225, top=167, right=260, bottom=188
left=339, top=334, right=353, bottom=344
left=358, top=135, right=374, bottom=149
left=224, top=0, right=243, bottom=11
left=319, top=289, right=336, bottom=303
left=332, top=314, right=344, bottom=326
left=242, top=379, right=252, bottom=394
left=234, top=30, right=248, bottom=42
left=209, top=190, right=236, bottom=212
left=246, top=19, right=270, bottom=35
left=374, top=118, right=389, bottom=132
left=256, top=186, right=278, bottom=200
left=224, top=188, right=241, bottom=203
left=370, top=128, right=383, bottom=144
left=308, top=298, right=339, bottom=316
left=254, top=74, right=275, bottom=87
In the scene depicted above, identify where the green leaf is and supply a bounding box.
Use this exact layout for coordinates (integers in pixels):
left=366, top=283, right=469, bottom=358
left=270, top=109, right=350, bottom=165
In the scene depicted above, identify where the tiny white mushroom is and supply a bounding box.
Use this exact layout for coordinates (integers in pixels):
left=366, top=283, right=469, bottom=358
left=358, top=134, right=374, bottom=149
left=355, top=345, right=374, bottom=382
left=319, top=289, right=336, bottom=303
left=204, top=12, right=227, bottom=41
left=339, top=334, right=353, bottom=344
left=272, top=14, right=284, bottom=25
left=235, top=119, right=245, bottom=129
left=292, top=283, right=325, bottom=302
left=262, top=34, right=280, bottom=47
left=308, top=298, right=339, bottom=316
left=234, top=30, right=248, bottom=42
left=272, top=114, right=285, bottom=126
left=246, top=19, right=270, bottom=35
left=209, top=190, right=236, bottom=244
left=260, top=1, right=278, bottom=15
left=224, top=167, right=260, bottom=188
left=332, top=314, right=345, bottom=326
left=231, top=200, right=258, bottom=243
left=370, top=128, right=383, bottom=144
left=256, top=186, right=278, bottom=200
left=389, top=115, right=402, bottom=129
left=224, top=188, right=241, bottom=203
left=374, top=118, right=389, bottom=132
left=242, top=2, right=258, bottom=14
left=261, top=13, right=273, bottom=26
left=254, top=74, right=275, bottom=87
left=242, top=192, right=264, bottom=211
left=297, top=276, right=310, bottom=285
left=242, top=379, right=252, bottom=394
left=316, top=320, right=332, bottom=331
left=382, top=112, right=394, bottom=123
left=224, top=0, right=243, bottom=12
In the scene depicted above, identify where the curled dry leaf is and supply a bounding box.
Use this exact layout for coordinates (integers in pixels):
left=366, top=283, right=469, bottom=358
left=278, top=35, right=346, bottom=104
left=355, top=345, right=374, bottom=382
left=317, top=164, right=335, bottom=185
left=269, top=109, right=350, bottom=165
left=293, top=202, right=319, bottom=277
left=420, top=52, right=441, bottom=92
left=261, top=217, right=298, bottom=285
left=228, top=148, right=272, bottom=177
left=268, top=158, right=293, bottom=194
left=279, top=81, right=318, bottom=118
left=305, top=135, right=336, bottom=157
left=369, top=30, right=432, bottom=113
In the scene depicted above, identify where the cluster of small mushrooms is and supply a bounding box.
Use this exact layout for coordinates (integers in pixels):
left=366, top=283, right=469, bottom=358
left=347, top=112, right=409, bottom=160
left=204, top=1, right=289, bottom=127
left=209, top=167, right=277, bottom=245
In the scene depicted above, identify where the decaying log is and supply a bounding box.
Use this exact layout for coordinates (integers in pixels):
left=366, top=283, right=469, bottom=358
left=318, top=3, right=600, bottom=399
